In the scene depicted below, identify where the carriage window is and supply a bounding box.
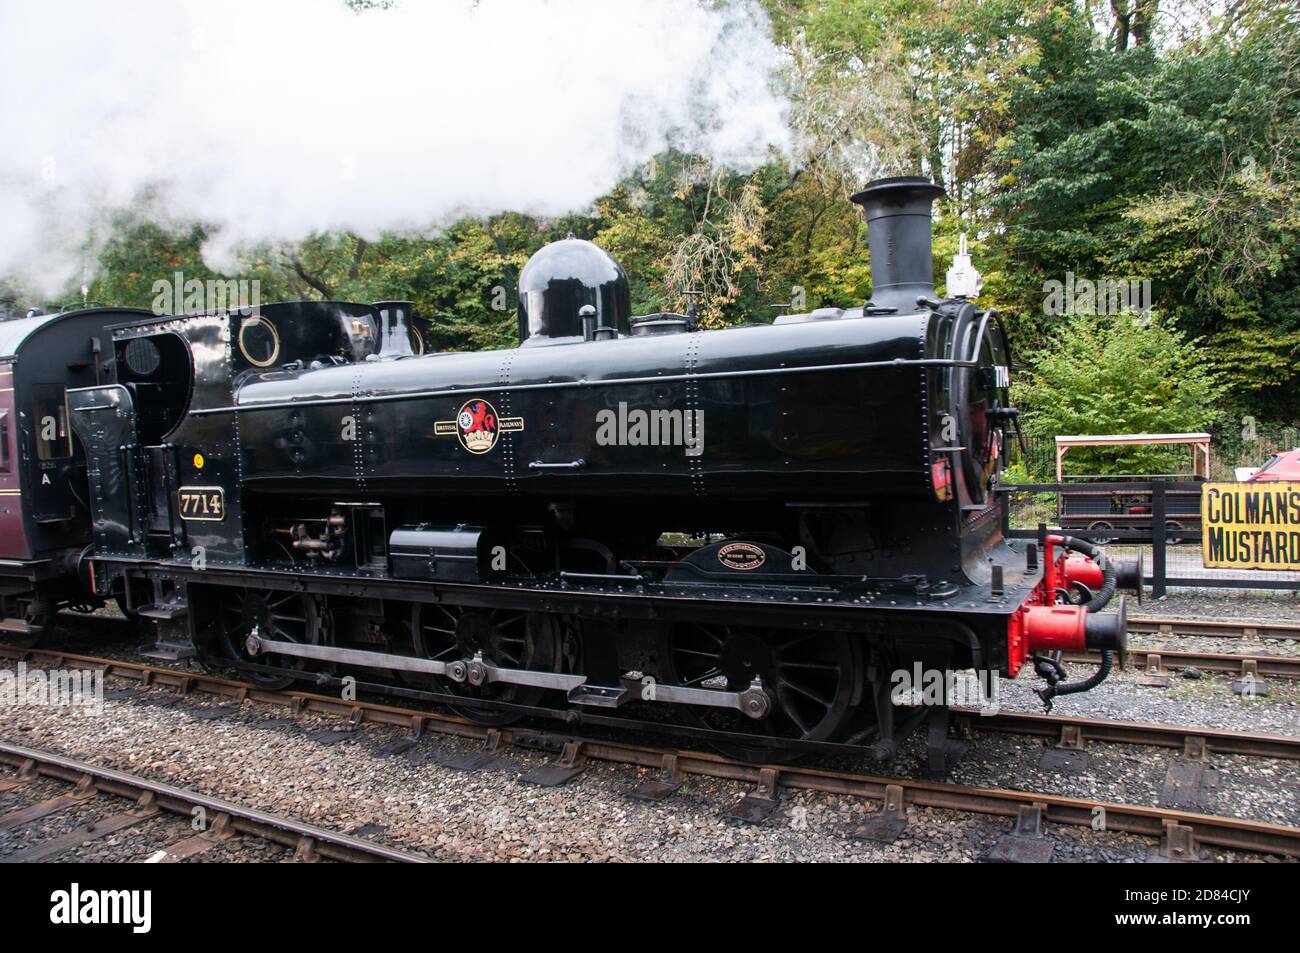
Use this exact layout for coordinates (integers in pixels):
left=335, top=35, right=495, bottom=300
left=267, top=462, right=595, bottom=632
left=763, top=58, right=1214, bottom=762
left=32, top=384, right=72, bottom=460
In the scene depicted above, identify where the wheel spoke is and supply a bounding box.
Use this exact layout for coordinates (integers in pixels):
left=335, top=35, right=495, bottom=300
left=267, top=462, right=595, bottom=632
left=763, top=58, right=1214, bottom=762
left=781, top=676, right=833, bottom=710
left=681, top=667, right=722, bottom=687
left=780, top=694, right=813, bottom=734
left=690, top=624, right=725, bottom=647
left=778, top=660, right=840, bottom=673
left=774, top=633, right=819, bottom=653
left=673, top=647, right=722, bottom=660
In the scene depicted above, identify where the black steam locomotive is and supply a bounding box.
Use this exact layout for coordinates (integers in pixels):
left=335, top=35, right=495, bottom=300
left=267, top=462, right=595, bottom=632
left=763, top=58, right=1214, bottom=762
left=63, top=177, right=1134, bottom=772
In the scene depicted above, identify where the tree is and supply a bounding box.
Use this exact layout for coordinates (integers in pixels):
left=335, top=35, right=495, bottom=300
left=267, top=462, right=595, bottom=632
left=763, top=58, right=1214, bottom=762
left=1013, top=312, right=1226, bottom=475
left=5, top=0, right=1295, bottom=432
left=986, top=4, right=1299, bottom=420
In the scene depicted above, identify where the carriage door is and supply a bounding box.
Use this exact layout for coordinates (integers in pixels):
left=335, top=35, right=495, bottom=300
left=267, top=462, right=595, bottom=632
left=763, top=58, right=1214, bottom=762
left=0, top=363, right=27, bottom=559
left=29, top=382, right=78, bottom=524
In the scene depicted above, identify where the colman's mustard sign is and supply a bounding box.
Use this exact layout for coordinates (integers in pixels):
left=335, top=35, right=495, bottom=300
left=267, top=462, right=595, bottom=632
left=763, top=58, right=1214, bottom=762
left=1201, top=482, right=1300, bottom=570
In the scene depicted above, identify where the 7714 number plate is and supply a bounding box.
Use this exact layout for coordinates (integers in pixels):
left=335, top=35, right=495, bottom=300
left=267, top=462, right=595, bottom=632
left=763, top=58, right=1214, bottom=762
left=177, top=486, right=225, bottom=522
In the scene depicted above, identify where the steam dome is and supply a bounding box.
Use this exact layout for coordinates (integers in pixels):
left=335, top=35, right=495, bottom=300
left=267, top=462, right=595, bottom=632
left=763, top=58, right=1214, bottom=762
left=517, top=238, right=630, bottom=345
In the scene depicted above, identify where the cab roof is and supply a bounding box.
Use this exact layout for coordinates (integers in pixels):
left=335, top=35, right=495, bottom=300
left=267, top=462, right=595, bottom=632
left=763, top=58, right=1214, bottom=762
left=0, top=307, right=154, bottom=361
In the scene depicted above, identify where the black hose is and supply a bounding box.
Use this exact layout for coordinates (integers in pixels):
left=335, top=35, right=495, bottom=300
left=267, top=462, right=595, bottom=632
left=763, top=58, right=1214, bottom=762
left=1036, top=649, right=1114, bottom=712
left=1055, top=534, right=1117, bottom=612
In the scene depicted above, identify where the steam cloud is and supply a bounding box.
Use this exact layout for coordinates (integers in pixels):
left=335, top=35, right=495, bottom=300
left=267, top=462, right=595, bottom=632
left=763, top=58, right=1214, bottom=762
left=0, top=0, right=791, bottom=295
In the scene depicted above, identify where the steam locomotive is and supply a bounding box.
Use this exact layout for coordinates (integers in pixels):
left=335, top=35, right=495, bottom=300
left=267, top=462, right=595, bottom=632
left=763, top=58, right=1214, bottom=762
left=54, top=176, right=1135, bottom=773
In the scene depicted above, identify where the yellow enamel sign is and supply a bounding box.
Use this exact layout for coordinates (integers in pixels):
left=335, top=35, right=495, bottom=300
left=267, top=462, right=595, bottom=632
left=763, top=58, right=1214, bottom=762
left=1201, top=482, right=1300, bottom=570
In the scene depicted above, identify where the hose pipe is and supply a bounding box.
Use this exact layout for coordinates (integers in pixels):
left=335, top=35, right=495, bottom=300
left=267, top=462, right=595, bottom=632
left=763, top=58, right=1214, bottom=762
left=1053, top=534, right=1117, bottom=612
left=1036, top=649, right=1114, bottom=712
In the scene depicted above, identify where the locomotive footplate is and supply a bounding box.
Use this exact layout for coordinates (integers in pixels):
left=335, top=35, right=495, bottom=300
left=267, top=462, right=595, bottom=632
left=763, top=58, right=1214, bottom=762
left=244, top=628, right=772, bottom=719
left=92, top=558, right=1043, bottom=640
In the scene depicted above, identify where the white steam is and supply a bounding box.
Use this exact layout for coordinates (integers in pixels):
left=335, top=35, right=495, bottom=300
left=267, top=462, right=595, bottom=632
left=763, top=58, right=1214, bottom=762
left=0, top=0, right=790, bottom=294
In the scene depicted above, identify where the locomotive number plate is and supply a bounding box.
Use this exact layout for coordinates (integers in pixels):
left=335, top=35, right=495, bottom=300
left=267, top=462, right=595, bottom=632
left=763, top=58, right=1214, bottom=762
left=178, top=486, right=225, bottom=521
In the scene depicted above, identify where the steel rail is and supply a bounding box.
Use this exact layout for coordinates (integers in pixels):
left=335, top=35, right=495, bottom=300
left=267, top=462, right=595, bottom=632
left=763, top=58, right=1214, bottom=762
left=1068, top=647, right=1300, bottom=678
left=1127, top=617, right=1300, bottom=640
left=0, top=741, right=430, bottom=863
left=958, top=709, right=1300, bottom=760
left=2, top=646, right=1298, bottom=857
left=6, top=646, right=1298, bottom=758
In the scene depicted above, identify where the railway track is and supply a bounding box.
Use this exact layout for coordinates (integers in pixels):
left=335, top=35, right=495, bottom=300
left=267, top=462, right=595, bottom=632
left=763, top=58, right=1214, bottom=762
left=2, top=645, right=1298, bottom=859
left=958, top=709, right=1300, bottom=760
left=1119, top=647, right=1299, bottom=679
left=1068, top=646, right=1300, bottom=679
left=1070, top=616, right=1300, bottom=679
left=1128, top=616, right=1300, bottom=641
left=9, top=645, right=1297, bottom=761
left=0, top=741, right=430, bottom=863
left=1032, top=616, right=1300, bottom=679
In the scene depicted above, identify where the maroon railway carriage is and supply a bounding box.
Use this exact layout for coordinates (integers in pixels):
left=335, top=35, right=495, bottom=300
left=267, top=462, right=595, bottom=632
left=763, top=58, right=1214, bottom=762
left=0, top=307, right=152, bottom=643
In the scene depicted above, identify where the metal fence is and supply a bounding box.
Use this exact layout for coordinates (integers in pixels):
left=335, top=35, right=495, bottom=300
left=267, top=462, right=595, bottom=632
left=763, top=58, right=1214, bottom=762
left=1009, top=423, right=1300, bottom=483
left=996, top=480, right=1300, bottom=596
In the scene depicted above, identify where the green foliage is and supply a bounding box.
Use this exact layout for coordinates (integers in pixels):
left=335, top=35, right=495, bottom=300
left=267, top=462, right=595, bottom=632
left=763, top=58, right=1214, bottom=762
left=91, top=219, right=218, bottom=310
left=987, top=3, right=1300, bottom=419
left=1013, top=312, right=1226, bottom=476
left=5, top=0, right=1297, bottom=433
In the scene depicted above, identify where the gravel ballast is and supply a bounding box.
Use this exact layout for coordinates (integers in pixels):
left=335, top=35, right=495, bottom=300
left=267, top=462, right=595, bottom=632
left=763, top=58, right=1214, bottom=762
left=1, top=669, right=1292, bottom=863
left=1, top=593, right=1296, bottom=863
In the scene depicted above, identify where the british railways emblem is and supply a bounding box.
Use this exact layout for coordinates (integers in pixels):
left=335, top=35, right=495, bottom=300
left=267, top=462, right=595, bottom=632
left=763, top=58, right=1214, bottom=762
left=434, top=398, right=524, bottom=454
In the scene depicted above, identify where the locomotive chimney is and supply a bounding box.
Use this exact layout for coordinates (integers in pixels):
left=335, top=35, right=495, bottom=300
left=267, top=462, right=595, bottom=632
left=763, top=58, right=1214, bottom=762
left=373, top=301, right=416, bottom=359
left=850, top=176, right=947, bottom=313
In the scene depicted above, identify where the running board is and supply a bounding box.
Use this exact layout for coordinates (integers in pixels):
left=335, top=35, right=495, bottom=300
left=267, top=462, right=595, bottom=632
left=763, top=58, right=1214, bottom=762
left=137, top=603, right=188, bottom=621
left=243, top=632, right=770, bottom=719
left=140, top=640, right=196, bottom=661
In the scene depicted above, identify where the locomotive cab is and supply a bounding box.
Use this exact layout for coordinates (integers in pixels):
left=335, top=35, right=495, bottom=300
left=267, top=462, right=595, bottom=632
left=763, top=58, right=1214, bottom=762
left=115, top=331, right=194, bottom=444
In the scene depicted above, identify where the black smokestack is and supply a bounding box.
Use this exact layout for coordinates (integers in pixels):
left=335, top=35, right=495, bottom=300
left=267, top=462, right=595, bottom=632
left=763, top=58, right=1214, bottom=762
left=850, top=176, right=946, bottom=313
left=374, top=300, right=416, bottom=358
